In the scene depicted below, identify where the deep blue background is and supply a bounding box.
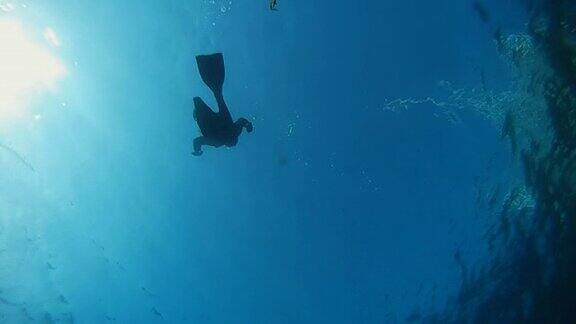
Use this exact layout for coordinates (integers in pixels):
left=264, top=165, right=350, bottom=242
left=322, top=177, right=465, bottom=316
left=0, top=0, right=526, bottom=322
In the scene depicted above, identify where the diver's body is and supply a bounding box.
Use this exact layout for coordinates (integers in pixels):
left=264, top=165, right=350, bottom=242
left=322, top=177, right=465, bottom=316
left=192, top=53, right=253, bottom=156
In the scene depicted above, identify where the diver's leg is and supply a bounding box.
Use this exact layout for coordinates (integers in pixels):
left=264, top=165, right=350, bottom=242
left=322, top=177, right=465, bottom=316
left=214, top=92, right=233, bottom=122
left=194, top=97, right=216, bottom=118
left=194, top=96, right=219, bottom=136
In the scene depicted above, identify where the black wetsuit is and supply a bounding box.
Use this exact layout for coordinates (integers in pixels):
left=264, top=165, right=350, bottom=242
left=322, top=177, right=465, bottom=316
left=193, top=94, right=245, bottom=153
left=192, top=53, right=252, bottom=156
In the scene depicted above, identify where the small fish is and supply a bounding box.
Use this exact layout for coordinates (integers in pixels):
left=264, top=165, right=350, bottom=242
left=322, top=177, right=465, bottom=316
left=270, top=0, right=278, bottom=11
left=59, top=295, right=69, bottom=304
left=152, top=307, right=163, bottom=318
left=277, top=154, right=288, bottom=166
left=472, top=1, right=490, bottom=23
left=488, top=184, right=503, bottom=211
left=21, top=307, right=34, bottom=321
left=116, top=261, right=126, bottom=271
left=141, top=287, right=158, bottom=298
left=406, top=312, right=422, bottom=322
left=44, top=312, right=54, bottom=323
left=501, top=111, right=518, bottom=156
left=0, top=296, right=19, bottom=306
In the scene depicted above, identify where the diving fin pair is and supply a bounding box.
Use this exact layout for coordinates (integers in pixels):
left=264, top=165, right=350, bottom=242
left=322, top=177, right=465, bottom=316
left=195, top=53, right=225, bottom=95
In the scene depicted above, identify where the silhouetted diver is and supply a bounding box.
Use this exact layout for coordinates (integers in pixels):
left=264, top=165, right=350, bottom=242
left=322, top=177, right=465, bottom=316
left=192, top=53, right=253, bottom=156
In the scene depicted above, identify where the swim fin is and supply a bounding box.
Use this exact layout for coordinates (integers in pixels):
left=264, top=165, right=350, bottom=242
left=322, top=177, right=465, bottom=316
left=196, top=53, right=225, bottom=95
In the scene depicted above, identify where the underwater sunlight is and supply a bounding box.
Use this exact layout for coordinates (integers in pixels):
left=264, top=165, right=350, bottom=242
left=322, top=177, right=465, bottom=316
left=0, top=0, right=575, bottom=322
left=0, top=18, right=66, bottom=122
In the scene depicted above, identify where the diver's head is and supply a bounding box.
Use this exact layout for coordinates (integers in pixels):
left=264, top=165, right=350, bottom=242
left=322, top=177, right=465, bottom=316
left=236, top=118, right=254, bottom=133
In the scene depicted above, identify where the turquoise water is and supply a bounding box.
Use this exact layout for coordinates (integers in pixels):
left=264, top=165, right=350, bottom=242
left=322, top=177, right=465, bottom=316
left=0, top=0, right=574, bottom=323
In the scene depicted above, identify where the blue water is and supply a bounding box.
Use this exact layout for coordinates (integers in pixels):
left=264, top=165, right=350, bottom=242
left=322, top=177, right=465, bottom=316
left=0, top=0, right=534, bottom=322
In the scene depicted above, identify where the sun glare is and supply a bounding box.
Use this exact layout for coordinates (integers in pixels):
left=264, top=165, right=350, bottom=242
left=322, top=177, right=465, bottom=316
left=0, top=19, right=66, bottom=121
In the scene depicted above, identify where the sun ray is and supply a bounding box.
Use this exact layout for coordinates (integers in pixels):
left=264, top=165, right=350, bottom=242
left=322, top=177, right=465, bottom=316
left=0, top=18, right=67, bottom=122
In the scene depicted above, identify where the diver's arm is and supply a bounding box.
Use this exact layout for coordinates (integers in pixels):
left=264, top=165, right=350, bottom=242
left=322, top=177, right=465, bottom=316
left=193, top=136, right=207, bottom=156
left=235, top=117, right=254, bottom=133
left=193, top=136, right=223, bottom=155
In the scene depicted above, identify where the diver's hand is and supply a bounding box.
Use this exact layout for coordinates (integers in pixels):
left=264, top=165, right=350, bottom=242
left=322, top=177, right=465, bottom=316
left=192, top=150, right=203, bottom=156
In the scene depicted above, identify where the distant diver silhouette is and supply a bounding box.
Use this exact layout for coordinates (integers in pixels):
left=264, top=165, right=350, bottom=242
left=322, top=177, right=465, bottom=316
left=270, top=0, right=278, bottom=11
left=192, top=53, right=253, bottom=156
